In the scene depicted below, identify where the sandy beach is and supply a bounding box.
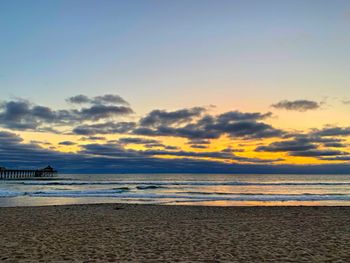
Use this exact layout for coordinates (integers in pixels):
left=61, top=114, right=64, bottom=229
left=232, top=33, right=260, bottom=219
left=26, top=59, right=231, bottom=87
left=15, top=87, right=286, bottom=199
left=0, top=204, right=349, bottom=262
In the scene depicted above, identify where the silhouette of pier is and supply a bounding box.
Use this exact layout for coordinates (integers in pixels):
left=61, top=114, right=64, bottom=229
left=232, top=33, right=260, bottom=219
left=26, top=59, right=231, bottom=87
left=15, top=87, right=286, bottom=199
left=0, top=166, right=57, bottom=179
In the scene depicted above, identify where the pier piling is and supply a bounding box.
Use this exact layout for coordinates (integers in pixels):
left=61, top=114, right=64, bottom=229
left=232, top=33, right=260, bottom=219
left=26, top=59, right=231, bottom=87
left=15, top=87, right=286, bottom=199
left=0, top=166, right=57, bottom=180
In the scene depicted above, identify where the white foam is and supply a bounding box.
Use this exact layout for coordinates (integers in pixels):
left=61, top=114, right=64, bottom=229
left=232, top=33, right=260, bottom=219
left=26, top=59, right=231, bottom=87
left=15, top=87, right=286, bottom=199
left=21, top=190, right=350, bottom=201
left=18, top=180, right=350, bottom=187
left=0, top=189, right=23, bottom=197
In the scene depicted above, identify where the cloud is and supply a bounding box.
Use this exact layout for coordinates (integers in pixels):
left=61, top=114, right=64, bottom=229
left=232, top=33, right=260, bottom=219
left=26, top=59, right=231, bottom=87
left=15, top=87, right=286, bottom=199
left=0, top=96, right=283, bottom=142
left=135, top=109, right=282, bottom=140
left=79, top=136, right=106, bottom=141
left=272, top=100, right=321, bottom=112
left=67, top=94, right=129, bottom=105
left=0, top=100, right=40, bottom=130
left=139, top=107, right=206, bottom=127
left=256, top=134, right=347, bottom=152
left=0, top=95, right=133, bottom=131
left=319, top=156, right=350, bottom=161
left=118, top=137, right=161, bottom=145
left=256, top=139, right=317, bottom=152
left=311, top=126, right=350, bottom=137
left=66, top=95, right=90, bottom=104
left=92, top=94, right=129, bottom=105
left=73, top=122, right=136, bottom=135
left=323, top=142, right=348, bottom=148
left=190, top=144, right=208, bottom=149
left=110, top=137, right=179, bottom=150
left=221, top=147, right=245, bottom=153
left=289, top=150, right=348, bottom=157
left=256, top=134, right=350, bottom=158
left=187, top=139, right=211, bottom=145
left=118, top=137, right=179, bottom=149
left=78, top=142, right=283, bottom=164
left=164, top=146, right=180, bottom=150
left=78, top=105, right=133, bottom=121
left=30, top=140, right=52, bottom=145
left=143, top=149, right=236, bottom=160
left=59, top=141, right=77, bottom=146
left=0, top=131, right=71, bottom=169
left=166, top=151, right=281, bottom=163
left=0, top=131, right=23, bottom=144
left=1, top=130, right=350, bottom=174
left=2, top=94, right=350, bottom=171
left=80, top=143, right=140, bottom=158
left=216, top=111, right=272, bottom=122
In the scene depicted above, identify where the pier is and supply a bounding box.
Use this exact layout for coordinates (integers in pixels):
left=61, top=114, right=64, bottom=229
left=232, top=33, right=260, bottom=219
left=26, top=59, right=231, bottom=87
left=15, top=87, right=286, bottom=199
left=0, top=166, right=57, bottom=179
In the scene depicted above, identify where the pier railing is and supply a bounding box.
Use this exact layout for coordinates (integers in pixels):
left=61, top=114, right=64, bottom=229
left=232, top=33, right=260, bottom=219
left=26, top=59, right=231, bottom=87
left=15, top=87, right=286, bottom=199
left=0, top=166, right=57, bottom=180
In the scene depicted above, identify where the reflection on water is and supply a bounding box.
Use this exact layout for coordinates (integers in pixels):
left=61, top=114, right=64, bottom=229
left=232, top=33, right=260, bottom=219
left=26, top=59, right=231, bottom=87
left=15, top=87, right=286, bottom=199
left=0, top=173, right=350, bottom=207
left=172, top=200, right=350, bottom=207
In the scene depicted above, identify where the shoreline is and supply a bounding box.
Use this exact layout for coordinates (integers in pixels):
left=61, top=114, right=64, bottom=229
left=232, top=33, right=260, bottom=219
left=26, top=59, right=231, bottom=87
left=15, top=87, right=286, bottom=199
left=2, top=202, right=350, bottom=208
left=1, top=204, right=349, bottom=262
left=2, top=196, right=350, bottom=208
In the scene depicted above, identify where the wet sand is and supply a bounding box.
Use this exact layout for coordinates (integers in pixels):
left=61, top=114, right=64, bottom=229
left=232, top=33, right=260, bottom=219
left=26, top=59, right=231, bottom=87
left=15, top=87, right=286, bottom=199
left=0, top=204, right=349, bottom=262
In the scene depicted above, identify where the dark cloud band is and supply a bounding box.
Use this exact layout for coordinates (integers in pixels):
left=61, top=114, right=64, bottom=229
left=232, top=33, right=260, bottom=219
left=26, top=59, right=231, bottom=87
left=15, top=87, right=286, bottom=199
left=272, top=100, right=321, bottom=112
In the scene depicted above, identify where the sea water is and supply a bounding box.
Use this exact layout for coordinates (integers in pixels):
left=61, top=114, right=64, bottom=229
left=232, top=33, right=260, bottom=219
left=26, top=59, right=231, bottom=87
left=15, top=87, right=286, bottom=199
left=0, top=173, right=350, bottom=207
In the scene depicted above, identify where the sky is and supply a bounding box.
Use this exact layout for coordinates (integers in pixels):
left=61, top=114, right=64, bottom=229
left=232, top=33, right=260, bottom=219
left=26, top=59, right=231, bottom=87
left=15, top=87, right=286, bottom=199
left=1, top=0, right=350, bottom=173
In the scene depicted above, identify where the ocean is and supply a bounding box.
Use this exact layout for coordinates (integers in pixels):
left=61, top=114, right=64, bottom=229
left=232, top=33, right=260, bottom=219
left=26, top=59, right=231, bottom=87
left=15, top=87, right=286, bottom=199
left=0, top=173, right=350, bottom=207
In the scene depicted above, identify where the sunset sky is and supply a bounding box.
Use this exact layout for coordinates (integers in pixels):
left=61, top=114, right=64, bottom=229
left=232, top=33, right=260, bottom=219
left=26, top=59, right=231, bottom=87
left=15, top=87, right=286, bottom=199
left=1, top=0, right=350, bottom=173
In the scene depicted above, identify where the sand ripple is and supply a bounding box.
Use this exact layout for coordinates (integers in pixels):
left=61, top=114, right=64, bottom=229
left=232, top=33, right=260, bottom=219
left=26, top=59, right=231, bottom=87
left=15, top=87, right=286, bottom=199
left=0, top=205, right=349, bottom=262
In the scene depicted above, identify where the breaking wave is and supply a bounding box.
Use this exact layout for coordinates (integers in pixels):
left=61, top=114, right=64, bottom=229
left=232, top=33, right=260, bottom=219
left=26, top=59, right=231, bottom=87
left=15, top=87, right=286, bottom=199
left=14, top=180, right=350, bottom=187
left=0, top=189, right=350, bottom=202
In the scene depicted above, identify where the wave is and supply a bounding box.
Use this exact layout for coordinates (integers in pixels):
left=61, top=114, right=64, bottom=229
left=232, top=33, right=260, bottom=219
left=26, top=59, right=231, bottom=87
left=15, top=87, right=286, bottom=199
left=0, top=190, right=22, bottom=197
left=182, top=191, right=350, bottom=196
left=136, top=185, right=163, bottom=190
left=27, top=189, right=129, bottom=197
left=113, top=187, right=131, bottom=191
left=14, top=180, right=350, bottom=187
left=1, top=189, right=350, bottom=202
left=29, top=193, right=350, bottom=201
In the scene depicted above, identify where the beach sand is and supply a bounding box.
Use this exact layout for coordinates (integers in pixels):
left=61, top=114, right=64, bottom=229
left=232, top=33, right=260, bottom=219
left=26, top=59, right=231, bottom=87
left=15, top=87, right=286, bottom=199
left=0, top=204, right=349, bottom=262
